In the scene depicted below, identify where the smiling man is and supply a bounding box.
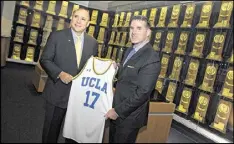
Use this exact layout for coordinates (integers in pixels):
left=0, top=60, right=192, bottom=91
left=105, top=15, right=161, bottom=143
left=40, top=7, right=98, bottom=143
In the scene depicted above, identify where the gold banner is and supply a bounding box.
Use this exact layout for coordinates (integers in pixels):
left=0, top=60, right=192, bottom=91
left=153, top=31, right=162, bottom=51
left=168, top=4, right=181, bottom=28
left=181, top=3, right=196, bottom=28
left=192, top=92, right=210, bottom=123
left=90, top=10, right=98, bottom=25
left=87, top=26, right=95, bottom=37
left=228, top=52, right=233, bottom=63
left=112, top=14, right=119, bottom=27
left=40, top=31, right=51, bottom=47
left=210, top=99, right=232, bottom=134
left=199, top=63, right=218, bottom=93
left=177, top=87, right=192, bottom=114
left=184, top=59, right=199, bottom=86
left=108, top=31, right=115, bottom=45
left=120, top=32, right=127, bottom=46
left=175, top=31, right=189, bottom=55
left=155, top=78, right=164, bottom=94
left=156, top=7, right=167, bottom=27
left=190, top=32, right=207, bottom=58
left=28, top=29, right=38, bottom=45
left=31, top=11, right=41, bottom=28
left=17, top=8, right=28, bottom=25
left=169, top=56, right=183, bottom=81
left=162, top=31, right=174, bottom=53
left=221, top=67, right=233, bottom=99
left=13, top=26, right=25, bottom=43
left=57, top=18, right=65, bottom=31
left=43, top=15, right=53, bottom=31
left=214, top=1, right=233, bottom=28
left=159, top=54, right=170, bottom=78
left=123, top=12, right=132, bottom=27
left=206, top=32, right=226, bottom=61
left=34, top=1, right=44, bottom=11
left=166, top=82, right=177, bottom=103
left=149, top=8, right=157, bottom=27
left=58, top=1, right=68, bottom=18
left=98, top=44, right=103, bottom=57
left=106, top=46, right=113, bottom=59
left=196, top=2, right=213, bottom=28
left=97, top=28, right=105, bottom=43
left=134, top=11, right=140, bottom=16
left=141, top=9, right=148, bottom=16
left=114, top=32, right=121, bottom=46
left=46, top=1, right=56, bottom=15
left=111, top=47, right=118, bottom=61
left=11, top=44, right=22, bottom=60
left=70, top=5, right=80, bottom=19
left=25, top=46, right=35, bottom=62
left=118, top=12, right=125, bottom=27
left=125, top=35, right=132, bottom=48
left=20, top=1, right=30, bottom=7
left=100, top=13, right=109, bottom=27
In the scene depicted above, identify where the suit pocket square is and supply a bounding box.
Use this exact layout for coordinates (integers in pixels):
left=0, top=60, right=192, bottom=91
left=127, top=65, right=135, bottom=68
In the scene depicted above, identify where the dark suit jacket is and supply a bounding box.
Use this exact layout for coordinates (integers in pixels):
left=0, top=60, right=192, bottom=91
left=112, top=42, right=161, bottom=128
left=40, top=28, right=98, bottom=108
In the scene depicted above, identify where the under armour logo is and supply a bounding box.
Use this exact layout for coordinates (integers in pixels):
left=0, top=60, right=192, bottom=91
left=86, top=69, right=91, bottom=72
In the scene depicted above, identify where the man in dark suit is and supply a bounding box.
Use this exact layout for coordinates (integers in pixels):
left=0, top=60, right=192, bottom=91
left=105, top=15, right=161, bottom=143
left=40, top=7, right=98, bottom=143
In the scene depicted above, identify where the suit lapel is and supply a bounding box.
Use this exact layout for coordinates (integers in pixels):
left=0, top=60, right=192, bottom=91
left=79, top=33, right=89, bottom=70
left=65, top=28, right=77, bottom=65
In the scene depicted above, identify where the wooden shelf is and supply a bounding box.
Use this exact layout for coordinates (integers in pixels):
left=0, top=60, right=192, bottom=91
left=7, top=58, right=38, bottom=65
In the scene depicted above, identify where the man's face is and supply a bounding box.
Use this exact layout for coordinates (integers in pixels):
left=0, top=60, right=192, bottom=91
left=70, top=9, right=90, bottom=33
left=129, top=20, right=150, bottom=44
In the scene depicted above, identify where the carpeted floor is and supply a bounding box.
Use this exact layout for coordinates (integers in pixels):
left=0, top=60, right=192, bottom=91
left=1, top=62, right=199, bottom=143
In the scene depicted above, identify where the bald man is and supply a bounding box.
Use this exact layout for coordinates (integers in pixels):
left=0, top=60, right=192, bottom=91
left=40, top=7, right=98, bottom=143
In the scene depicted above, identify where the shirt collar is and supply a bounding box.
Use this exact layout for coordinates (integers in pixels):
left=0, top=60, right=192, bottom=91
left=133, top=39, right=149, bottom=52
left=71, top=28, right=84, bottom=40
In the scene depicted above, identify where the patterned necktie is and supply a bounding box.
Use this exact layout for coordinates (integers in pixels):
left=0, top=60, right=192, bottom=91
left=75, top=36, right=82, bottom=67
left=123, top=48, right=136, bottom=66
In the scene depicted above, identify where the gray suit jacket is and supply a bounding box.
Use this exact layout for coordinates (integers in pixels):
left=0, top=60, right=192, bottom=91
left=40, top=28, right=98, bottom=108
left=112, top=42, right=161, bottom=128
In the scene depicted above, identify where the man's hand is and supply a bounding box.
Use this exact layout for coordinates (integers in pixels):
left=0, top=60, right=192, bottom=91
left=59, top=71, right=73, bottom=84
left=105, top=108, right=119, bottom=120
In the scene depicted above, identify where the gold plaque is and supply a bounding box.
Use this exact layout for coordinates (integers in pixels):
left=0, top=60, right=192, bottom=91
left=87, top=26, right=95, bottom=37
left=34, top=1, right=44, bottom=11
left=134, top=11, right=140, bottom=16
left=90, top=10, right=98, bottom=25
left=190, top=32, right=206, bottom=58
left=149, top=8, right=157, bottom=27
left=196, top=2, right=213, bottom=28
left=166, top=82, right=177, bottom=103
left=192, top=93, right=210, bottom=123
left=100, top=13, right=109, bottom=27
left=118, top=12, right=125, bottom=27
left=108, top=31, right=115, bottom=45
left=199, top=63, right=218, bottom=93
left=20, top=1, right=30, bottom=7
left=40, top=31, right=51, bottom=47
left=57, top=18, right=65, bottom=31
left=123, top=12, right=132, bottom=27
left=125, top=36, right=132, bottom=48
left=97, top=28, right=105, bottom=44
left=46, top=1, right=56, bottom=15
left=114, top=32, right=121, bottom=46
left=111, top=47, right=118, bottom=60
left=117, top=48, right=124, bottom=63
left=177, top=87, right=192, bottom=114
left=58, top=1, right=68, bottom=18
left=70, top=4, right=80, bottom=19
left=106, top=46, right=113, bottom=59
left=11, top=44, right=22, bottom=60
left=13, top=26, right=25, bottom=43
left=159, top=54, right=170, bottom=78
left=181, top=3, right=196, bottom=28
left=156, top=7, right=167, bottom=27
left=43, top=15, right=53, bottom=31
left=98, top=44, right=103, bottom=57
left=228, top=51, right=233, bottom=63
left=206, top=32, right=226, bottom=61
left=28, top=29, right=38, bottom=45
left=168, top=4, right=181, bottom=28
left=25, top=46, right=35, bottom=62
left=31, top=11, right=41, bottom=28
left=210, top=99, right=232, bottom=134
left=169, top=57, right=183, bottom=81
left=162, top=31, right=174, bottom=53
left=112, top=14, right=119, bottom=27
left=153, top=31, right=162, bottom=51
left=184, top=59, right=199, bottom=86
left=221, top=67, right=233, bottom=99
left=175, top=31, right=189, bottom=55
left=17, top=8, right=28, bottom=25
left=141, top=9, right=148, bottom=16
left=155, top=78, right=164, bottom=94
left=214, top=1, right=233, bottom=28
left=119, top=32, right=127, bottom=46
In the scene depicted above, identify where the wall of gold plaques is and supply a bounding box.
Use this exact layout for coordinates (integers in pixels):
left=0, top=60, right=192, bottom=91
left=106, top=1, right=233, bottom=139
left=8, top=1, right=114, bottom=63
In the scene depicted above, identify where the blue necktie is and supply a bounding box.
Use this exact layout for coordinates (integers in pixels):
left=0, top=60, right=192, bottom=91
left=123, top=48, right=136, bottom=66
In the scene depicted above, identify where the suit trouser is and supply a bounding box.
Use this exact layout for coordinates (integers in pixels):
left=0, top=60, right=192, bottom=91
left=109, top=121, right=140, bottom=143
left=42, top=101, right=78, bottom=143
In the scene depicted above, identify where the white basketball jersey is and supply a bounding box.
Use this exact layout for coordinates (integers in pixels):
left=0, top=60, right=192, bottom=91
left=63, top=56, right=117, bottom=143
